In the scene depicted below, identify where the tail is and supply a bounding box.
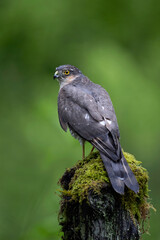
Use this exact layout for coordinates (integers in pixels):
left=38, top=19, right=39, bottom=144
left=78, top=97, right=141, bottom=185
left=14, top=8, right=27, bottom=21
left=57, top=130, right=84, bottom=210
left=100, top=152, right=139, bottom=195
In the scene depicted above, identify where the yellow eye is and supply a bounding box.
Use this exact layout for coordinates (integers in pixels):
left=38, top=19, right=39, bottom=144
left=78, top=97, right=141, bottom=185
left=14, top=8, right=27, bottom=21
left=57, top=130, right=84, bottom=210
left=64, top=70, right=70, bottom=75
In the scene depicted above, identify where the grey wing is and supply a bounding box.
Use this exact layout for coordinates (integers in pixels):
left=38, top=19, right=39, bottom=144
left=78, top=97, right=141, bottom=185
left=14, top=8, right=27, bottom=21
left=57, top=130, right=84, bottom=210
left=58, top=86, right=107, bottom=140
left=90, top=83, right=120, bottom=138
left=58, top=85, right=120, bottom=161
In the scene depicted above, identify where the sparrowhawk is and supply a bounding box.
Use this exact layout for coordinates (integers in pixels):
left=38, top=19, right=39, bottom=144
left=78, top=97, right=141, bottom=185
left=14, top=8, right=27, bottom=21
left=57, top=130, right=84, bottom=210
left=54, top=64, right=139, bottom=195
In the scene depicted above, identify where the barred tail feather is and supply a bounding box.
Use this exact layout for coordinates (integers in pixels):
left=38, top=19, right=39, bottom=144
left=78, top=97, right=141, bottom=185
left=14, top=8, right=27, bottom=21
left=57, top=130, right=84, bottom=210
left=121, top=154, right=139, bottom=194
left=100, top=153, right=125, bottom=194
left=100, top=152, right=139, bottom=195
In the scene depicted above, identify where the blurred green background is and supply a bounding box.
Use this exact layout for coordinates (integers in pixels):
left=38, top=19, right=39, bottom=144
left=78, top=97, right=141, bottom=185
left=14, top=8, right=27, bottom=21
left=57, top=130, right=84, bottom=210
left=0, top=0, right=160, bottom=239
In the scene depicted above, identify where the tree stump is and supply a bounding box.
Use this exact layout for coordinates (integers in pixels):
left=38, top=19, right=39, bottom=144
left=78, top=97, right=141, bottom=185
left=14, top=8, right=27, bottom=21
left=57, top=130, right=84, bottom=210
left=58, top=151, right=152, bottom=240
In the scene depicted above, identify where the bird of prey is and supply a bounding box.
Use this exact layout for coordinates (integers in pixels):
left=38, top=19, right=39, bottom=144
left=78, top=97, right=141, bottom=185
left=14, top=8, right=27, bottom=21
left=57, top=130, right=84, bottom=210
left=54, top=64, right=139, bottom=195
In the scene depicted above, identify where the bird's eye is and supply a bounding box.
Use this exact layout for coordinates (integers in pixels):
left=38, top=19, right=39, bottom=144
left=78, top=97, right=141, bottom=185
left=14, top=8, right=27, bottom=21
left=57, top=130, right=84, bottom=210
left=64, top=70, right=70, bottom=75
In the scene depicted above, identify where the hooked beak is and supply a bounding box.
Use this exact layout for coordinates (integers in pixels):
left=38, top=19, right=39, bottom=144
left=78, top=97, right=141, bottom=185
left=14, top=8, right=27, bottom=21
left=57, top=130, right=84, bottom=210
left=53, top=70, right=59, bottom=79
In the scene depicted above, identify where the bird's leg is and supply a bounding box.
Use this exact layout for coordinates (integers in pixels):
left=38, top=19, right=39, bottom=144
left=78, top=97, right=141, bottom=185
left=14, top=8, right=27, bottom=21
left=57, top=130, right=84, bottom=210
left=82, top=140, right=85, bottom=160
left=89, top=146, right=95, bottom=155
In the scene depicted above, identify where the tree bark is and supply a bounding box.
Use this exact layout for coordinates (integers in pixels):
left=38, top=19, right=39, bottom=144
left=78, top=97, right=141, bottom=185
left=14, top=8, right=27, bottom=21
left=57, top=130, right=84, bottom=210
left=59, top=189, right=139, bottom=240
left=58, top=151, right=151, bottom=240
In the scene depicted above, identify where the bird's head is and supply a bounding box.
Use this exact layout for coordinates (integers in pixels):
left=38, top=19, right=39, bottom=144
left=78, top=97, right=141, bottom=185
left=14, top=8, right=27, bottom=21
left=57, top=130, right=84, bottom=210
left=53, top=65, right=82, bottom=87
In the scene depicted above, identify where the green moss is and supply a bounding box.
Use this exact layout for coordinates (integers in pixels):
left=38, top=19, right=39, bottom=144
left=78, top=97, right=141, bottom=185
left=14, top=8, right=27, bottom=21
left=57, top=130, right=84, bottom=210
left=59, top=150, right=154, bottom=232
left=121, top=152, right=155, bottom=232
left=121, top=152, right=148, bottom=219
left=69, top=151, right=109, bottom=202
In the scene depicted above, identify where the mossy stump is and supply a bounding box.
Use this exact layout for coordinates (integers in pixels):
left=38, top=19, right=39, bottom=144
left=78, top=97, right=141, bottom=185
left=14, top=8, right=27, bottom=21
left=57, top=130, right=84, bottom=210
left=58, top=151, right=152, bottom=240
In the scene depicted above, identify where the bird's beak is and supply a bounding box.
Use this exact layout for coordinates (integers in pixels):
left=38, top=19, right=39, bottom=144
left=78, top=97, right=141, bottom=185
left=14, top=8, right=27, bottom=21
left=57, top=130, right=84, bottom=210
left=53, top=70, right=59, bottom=79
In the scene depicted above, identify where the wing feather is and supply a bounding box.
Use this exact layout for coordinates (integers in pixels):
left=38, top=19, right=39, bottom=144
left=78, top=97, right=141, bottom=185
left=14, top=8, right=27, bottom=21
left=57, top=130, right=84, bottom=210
left=58, top=81, right=120, bottom=156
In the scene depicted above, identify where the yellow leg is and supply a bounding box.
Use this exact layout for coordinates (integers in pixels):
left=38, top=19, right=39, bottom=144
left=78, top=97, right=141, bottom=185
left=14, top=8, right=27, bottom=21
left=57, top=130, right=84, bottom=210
left=82, top=141, right=85, bottom=160
left=89, top=146, right=95, bottom=155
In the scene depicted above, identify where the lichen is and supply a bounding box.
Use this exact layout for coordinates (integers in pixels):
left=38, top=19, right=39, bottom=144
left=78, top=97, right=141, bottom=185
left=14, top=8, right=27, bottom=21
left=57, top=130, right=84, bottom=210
left=59, top=150, right=155, bottom=233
